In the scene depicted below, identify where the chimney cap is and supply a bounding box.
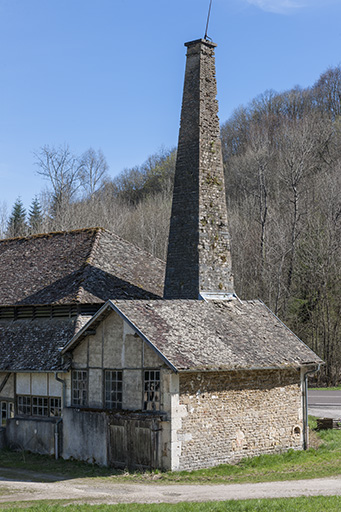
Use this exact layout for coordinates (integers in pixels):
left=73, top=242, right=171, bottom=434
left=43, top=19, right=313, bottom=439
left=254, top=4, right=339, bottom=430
left=184, top=39, right=217, bottom=49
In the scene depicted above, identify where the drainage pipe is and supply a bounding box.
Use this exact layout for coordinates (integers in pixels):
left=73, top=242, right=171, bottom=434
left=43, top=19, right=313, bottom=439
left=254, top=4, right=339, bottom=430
left=54, top=418, right=63, bottom=460
left=54, top=373, right=67, bottom=460
left=302, top=364, right=320, bottom=450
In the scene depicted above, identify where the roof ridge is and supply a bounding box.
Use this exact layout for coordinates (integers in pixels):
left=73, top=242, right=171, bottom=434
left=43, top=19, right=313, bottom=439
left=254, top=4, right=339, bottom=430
left=0, top=227, right=104, bottom=244
left=75, top=228, right=104, bottom=303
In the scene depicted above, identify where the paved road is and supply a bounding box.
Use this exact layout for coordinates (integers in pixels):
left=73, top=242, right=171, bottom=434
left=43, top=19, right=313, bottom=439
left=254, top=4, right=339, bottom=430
left=308, top=389, right=341, bottom=419
left=0, top=474, right=341, bottom=504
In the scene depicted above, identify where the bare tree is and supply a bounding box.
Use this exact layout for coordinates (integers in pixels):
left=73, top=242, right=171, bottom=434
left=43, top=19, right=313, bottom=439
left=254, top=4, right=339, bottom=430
left=34, top=145, right=82, bottom=214
left=79, top=148, right=108, bottom=198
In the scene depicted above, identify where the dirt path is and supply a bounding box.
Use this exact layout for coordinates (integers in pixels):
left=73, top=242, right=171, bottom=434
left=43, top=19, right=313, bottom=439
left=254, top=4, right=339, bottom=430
left=0, top=472, right=341, bottom=505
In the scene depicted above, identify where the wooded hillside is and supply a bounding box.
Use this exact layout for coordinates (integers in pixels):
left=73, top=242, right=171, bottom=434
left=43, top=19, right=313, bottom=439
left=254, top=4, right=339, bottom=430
left=2, top=66, right=340, bottom=384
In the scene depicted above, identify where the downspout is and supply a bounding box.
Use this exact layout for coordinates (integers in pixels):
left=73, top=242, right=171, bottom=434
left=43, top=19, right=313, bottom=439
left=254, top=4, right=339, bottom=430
left=302, top=365, right=320, bottom=450
left=54, top=373, right=67, bottom=460
left=54, top=418, right=62, bottom=460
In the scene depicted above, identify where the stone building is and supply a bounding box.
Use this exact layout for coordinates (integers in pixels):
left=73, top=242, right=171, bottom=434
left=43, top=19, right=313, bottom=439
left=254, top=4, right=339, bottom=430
left=0, top=39, right=322, bottom=470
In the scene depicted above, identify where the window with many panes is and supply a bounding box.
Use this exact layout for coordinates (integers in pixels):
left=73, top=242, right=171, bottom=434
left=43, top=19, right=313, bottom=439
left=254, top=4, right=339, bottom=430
left=32, top=397, right=48, bottom=417
left=50, top=397, right=62, bottom=417
left=72, top=370, right=88, bottom=406
left=143, top=370, right=160, bottom=411
left=16, top=396, right=61, bottom=417
left=17, top=395, right=31, bottom=416
left=105, top=370, right=123, bottom=409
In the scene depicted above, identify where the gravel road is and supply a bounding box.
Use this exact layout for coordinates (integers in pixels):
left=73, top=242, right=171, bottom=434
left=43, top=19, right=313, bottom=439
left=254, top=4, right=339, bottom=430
left=0, top=473, right=341, bottom=505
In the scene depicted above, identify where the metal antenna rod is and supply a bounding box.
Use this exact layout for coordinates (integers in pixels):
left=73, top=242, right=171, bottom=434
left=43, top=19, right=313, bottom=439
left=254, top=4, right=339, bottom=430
left=204, top=0, right=213, bottom=40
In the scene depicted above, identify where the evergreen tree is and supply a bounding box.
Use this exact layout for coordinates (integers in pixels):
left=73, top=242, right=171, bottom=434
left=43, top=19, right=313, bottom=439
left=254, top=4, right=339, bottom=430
left=28, top=196, right=43, bottom=233
left=7, top=198, right=27, bottom=238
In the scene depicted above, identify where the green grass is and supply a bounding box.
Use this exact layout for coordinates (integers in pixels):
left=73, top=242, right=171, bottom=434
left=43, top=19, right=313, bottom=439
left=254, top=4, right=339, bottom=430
left=311, top=386, right=341, bottom=391
left=2, top=497, right=341, bottom=511
left=1, top=419, right=341, bottom=485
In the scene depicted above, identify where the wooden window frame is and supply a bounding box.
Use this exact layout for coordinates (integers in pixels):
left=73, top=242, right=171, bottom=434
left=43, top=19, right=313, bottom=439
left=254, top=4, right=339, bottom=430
left=104, top=370, right=123, bottom=410
left=143, top=370, right=161, bottom=411
left=72, top=370, right=88, bottom=407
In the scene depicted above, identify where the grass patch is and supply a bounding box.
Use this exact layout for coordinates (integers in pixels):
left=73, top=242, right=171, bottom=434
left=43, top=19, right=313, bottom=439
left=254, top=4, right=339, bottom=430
left=1, top=418, right=341, bottom=485
left=0, top=449, right=121, bottom=479
left=310, top=386, right=341, bottom=391
left=2, top=497, right=341, bottom=511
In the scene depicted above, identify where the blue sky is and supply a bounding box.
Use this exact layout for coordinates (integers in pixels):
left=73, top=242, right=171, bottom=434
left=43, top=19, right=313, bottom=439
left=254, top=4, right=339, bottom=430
left=1, top=0, right=340, bottom=210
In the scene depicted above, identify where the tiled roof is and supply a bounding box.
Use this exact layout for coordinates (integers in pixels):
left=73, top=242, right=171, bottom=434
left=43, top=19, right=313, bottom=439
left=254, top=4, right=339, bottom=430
left=83, top=299, right=321, bottom=371
left=0, top=316, right=91, bottom=371
left=0, top=228, right=165, bottom=305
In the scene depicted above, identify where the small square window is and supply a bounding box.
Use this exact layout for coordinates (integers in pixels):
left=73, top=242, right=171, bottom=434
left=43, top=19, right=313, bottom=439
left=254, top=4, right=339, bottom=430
left=143, top=370, right=160, bottom=411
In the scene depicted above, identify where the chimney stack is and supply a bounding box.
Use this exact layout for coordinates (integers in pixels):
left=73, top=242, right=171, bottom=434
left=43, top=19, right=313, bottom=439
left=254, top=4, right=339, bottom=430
left=164, top=39, right=234, bottom=299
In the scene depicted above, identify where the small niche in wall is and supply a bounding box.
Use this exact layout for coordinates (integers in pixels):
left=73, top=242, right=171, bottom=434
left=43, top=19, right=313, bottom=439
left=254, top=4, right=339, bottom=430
left=293, top=425, right=301, bottom=436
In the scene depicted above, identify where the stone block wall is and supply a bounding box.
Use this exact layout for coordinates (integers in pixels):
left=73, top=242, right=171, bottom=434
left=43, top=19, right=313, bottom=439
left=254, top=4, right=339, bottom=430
left=174, top=369, right=303, bottom=470
left=164, top=39, right=233, bottom=299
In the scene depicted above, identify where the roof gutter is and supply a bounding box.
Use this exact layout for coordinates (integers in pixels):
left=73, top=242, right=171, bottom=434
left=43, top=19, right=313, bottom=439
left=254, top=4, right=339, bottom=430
left=178, top=363, right=318, bottom=373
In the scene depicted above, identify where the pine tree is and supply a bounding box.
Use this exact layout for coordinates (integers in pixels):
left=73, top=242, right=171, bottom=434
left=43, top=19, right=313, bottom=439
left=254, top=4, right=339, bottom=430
left=7, top=198, right=27, bottom=238
left=28, top=197, right=43, bottom=234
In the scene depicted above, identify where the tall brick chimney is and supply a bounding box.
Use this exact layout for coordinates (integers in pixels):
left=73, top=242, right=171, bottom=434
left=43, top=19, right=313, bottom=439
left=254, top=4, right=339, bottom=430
left=164, top=39, right=234, bottom=300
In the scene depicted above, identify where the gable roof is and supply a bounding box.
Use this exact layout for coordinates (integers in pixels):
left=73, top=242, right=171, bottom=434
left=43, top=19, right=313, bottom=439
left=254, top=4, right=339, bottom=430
left=64, top=299, right=323, bottom=371
left=0, top=228, right=165, bottom=306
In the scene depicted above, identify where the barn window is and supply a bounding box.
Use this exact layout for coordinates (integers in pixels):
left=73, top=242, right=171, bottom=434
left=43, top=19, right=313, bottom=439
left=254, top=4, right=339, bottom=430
left=143, top=370, right=160, bottom=411
left=16, top=396, right=61, bottom=417
left=32, top=397, right=48, bottom=417
left=50, top=397, right=62, bottom=417
left=72, top=370, right=88, bottom=406
left=105, top=370, right=123, bottom=410
left=17, top=395, right=31, bottom=416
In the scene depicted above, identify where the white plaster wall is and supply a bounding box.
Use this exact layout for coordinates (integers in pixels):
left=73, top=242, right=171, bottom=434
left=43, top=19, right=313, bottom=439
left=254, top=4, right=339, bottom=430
left=73, top=340, right=88, bottom=367
left=48, top=375, right=62, bottom=397
left=123, top=370, right=142, bottom=410
left=89, top=335, right=102, bottom=368
left=143, top=343, right=161, bottom=367
left=124, top=335, right=142, bottom=367
left=88, top=369, right=103, bottom=408
left=16, top=373, right=31, bottom=394
left=103, top=313, right=124, bottom=368
left=32, top=373, right=48, bottom=396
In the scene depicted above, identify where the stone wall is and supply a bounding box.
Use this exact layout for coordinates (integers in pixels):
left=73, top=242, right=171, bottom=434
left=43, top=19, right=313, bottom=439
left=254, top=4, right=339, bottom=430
left=175, top=369, right=303, bottom=470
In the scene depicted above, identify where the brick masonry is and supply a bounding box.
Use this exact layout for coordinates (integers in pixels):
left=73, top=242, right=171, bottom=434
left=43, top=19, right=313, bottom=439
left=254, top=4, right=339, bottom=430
left=164, top=39, right=234, bottom=299
left=174, top=369, right=303, bottom=471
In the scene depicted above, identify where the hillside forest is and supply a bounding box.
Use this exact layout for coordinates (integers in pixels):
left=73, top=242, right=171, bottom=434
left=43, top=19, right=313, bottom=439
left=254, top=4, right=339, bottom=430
left=1, top=66, right=340, bottom=385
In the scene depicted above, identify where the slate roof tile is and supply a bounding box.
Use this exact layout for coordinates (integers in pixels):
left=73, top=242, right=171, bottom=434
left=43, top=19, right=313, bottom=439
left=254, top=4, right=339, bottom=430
left=0, top=228, right=165, bottom=305
left=109, top=299, right=323, bottom=370
left=0, top=317, right=85, bottom=371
